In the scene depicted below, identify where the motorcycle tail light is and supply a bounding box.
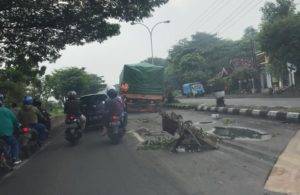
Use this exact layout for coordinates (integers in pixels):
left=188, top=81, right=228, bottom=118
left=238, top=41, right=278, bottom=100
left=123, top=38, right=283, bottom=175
left=112, top=115, right=118, bottom=121
left=69, top=115, right=76, bottom=121
left=23, top=127, right=29, bottom=133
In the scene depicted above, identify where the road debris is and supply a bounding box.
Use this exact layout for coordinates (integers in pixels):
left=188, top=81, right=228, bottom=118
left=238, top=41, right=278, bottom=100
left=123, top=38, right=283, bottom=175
left=161, top=112, right=220, bottom=152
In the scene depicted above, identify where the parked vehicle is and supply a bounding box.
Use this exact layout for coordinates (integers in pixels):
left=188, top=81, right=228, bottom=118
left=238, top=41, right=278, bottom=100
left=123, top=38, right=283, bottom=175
left=80, top=93, right=107, bottom=128
left=182, top=82, right=205, bottom=97
left=119, top=63, right=164, bottom=112
left=107, top=114, right=126, bottom=144
left=0, top=139, right=13, bottom=172
left=17, top=126, right=40, bottom=158
left=64, top=115, right=82, bottom=145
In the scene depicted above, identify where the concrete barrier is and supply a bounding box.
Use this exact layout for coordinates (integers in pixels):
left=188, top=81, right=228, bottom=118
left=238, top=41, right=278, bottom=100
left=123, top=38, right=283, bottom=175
left=165, top=103, right=300, bottom=123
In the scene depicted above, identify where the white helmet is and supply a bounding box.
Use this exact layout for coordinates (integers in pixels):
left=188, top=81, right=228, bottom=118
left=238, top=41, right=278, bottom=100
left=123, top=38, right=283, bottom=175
left=106, top=85, right=116, bottom=92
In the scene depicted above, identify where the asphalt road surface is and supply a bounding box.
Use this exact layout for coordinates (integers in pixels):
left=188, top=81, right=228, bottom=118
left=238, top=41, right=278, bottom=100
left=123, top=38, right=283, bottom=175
left=0, top=126, right=185, bottom=195
left=1, top=111, right=299, bottom=195
left=180, top=97, right=300, bottom=108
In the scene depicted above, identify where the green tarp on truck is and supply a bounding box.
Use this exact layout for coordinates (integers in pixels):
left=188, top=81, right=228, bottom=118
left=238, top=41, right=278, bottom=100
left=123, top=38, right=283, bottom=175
left=120, top=63, right=164, bottom=95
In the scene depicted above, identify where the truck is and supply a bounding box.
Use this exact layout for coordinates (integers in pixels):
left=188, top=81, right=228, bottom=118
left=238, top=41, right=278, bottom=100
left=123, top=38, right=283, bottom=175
left=119, top=63, right=164, bottom=112
left=182, top=82, right=205, bottom=97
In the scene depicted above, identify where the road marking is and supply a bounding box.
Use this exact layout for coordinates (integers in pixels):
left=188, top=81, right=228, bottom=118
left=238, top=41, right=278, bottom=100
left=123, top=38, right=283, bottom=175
left=131, top=132, right=145, bottom=143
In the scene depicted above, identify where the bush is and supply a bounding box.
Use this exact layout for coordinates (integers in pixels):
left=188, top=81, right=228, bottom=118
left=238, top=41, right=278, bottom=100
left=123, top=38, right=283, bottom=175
left=208, top=78, right=226, bottom=92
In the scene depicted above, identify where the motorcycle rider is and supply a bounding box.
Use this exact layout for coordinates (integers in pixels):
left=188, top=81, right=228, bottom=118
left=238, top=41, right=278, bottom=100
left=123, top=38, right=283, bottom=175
left=0, top=94, right=21, bottom=165
left=33, top=97, right=51, bottom=132
left=18, top=96, right=48, bottom=145
left=101, top=88, right=125, bottom=135
left=11, top=102, right=21, bottom=116
left=64, top=91, right=86, bottom=131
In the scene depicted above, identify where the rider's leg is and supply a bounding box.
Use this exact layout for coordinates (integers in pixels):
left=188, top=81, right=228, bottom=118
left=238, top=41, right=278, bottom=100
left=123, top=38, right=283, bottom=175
left=79, top=115, right=86, bottom=131
left=4, top=136, right=20, bottom=162
left=31, top=123, right=47, bottom=143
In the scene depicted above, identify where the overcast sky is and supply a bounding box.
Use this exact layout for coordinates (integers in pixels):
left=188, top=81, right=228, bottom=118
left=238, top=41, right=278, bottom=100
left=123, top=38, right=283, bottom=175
left=45, top=0, right=300, bottom=85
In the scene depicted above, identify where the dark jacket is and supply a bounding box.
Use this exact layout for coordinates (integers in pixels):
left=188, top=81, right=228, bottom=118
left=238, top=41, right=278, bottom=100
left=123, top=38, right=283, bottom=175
left=64, top=99, right=81, bottom=117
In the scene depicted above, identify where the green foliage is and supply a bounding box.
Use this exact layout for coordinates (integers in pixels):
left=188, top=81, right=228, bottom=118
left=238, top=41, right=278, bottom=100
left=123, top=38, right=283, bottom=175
left=261, top=0, right=296, bottom=22
left=165, top=32, right=256, bottom=93
left=260, top=13, right=300, bottom=68
left=259, top=0, right=300, bottom=77
left=0, top=62, right=47, bottom=104
left=207, top=77, right=226, bottom=92
left=0, top=0, right=168, bottom=68
left=222, top=118, right=236, bottom=126
left=287, top=107, right=300, bottom=113
left=49, top=108, right=64, bottom=119
left=46, top=67, right=106, bottom=102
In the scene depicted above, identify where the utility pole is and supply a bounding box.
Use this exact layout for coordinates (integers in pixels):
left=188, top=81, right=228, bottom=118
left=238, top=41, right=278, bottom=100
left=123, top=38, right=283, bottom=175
left=131, top=20, right=170, bottom=64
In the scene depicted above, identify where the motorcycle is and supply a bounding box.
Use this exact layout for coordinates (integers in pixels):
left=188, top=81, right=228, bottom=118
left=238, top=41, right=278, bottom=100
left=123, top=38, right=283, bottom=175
left=0, top=139, right=13, bottom=172
left=65, top=115, right=82, bottom=145
left=17, top=126, right=40, bottom=158
left=107, top=114, right=126, bottom=144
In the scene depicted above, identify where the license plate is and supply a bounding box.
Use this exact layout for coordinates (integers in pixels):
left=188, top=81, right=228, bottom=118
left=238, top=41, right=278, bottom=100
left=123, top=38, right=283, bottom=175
left=67, top=123, right=78, bottom=128
left=110, top=121, right=120, bottom=126
left=21, top=134, right=32, bottom=139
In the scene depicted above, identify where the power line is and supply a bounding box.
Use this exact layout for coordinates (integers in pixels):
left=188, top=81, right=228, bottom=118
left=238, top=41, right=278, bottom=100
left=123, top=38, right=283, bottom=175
left=175, top=0, right=220, bottom=41
left=193, top=0, right=231, bottom=32
left=221, top=0, right=266, bottom=34
left=211, top=0, right=253, bottom=33
left=214, top=0, right=261, bottom=34
left=172, top=0, right=266, bottom=47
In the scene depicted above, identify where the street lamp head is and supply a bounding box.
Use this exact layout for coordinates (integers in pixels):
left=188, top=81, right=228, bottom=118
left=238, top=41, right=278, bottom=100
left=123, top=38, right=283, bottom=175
left=164, top=20, right=171, bottom=23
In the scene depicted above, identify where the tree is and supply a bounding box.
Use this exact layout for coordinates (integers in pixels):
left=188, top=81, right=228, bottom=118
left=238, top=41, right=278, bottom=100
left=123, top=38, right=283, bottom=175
left=259, top=0, right=300, bottom=76
left=0, top=0, right=168, bottom=67
left=0, top=61, right=47, bottom=104
left=261, top=0, right=296, bottom=22
left=166, top=32, right=248, bottom=91
left=46, top=67, right=106, bottom=102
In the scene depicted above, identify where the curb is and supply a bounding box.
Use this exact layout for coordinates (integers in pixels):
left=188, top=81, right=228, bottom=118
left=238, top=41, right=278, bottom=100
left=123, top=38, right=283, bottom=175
left=164, top=104, right=300, bottom=123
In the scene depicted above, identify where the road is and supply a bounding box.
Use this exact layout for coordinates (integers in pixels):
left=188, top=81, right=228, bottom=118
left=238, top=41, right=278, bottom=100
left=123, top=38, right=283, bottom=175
left=179, top=97, right=300, bottom=108
left=0, top=126, right=185, bottom=195
left=0, top=110, right=299, bottom=195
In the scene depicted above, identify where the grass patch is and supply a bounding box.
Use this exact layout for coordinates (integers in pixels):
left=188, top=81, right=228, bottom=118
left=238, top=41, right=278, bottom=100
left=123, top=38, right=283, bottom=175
left=50, top=108, right=64, bottom=119
left=287, top=107, right=300, bottom=113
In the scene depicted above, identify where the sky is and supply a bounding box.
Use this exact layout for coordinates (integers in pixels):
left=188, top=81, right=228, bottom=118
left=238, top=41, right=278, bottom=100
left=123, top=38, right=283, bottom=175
left=45, top=0, right=300, bottom=85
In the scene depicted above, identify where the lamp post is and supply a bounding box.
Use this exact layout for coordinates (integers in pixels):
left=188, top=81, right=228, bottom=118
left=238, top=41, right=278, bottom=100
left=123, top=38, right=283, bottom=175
left=131, top=20, right=170, bottom=64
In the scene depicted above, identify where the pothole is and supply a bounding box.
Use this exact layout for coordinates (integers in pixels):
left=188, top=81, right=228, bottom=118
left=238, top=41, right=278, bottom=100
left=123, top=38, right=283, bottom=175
left=209, top=126, right=272, bottom=141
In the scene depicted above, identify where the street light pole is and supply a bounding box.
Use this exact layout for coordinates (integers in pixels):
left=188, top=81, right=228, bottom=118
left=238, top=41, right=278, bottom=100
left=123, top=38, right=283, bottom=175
left=131, top=20, right=170, bottom=64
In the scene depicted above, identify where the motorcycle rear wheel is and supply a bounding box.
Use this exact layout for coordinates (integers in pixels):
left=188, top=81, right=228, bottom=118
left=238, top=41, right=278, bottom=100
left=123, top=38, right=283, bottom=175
left=108, top=126, right=123, bottom=144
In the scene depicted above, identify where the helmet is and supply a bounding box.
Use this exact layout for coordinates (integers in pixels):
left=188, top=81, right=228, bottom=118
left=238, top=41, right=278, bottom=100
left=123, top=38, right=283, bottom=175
left=0, top=94, right=4, bottom=106
left=106, top=85, right=116, bottom=92
left=67, top=91, right=77, bottom=100
left=23, top=96, right=33, bottom=105
left=33, top=97, right=42, bottom=107
left=107, top=88, right=117, bottom=99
